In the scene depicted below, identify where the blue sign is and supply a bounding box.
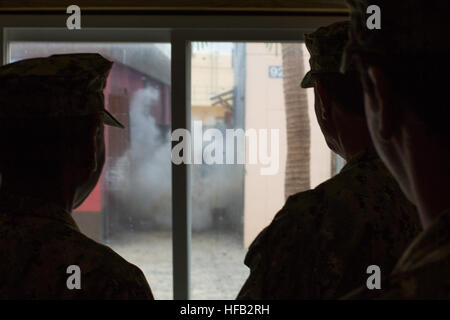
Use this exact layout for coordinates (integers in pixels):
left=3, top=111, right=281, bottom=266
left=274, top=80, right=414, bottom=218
left=269, top=66, right=283, bottom=78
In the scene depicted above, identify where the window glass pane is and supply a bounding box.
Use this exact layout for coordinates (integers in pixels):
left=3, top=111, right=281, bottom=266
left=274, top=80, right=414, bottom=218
left=190, top=42, right=336, bottom=299
left=8, top=41, right=173, bottom=299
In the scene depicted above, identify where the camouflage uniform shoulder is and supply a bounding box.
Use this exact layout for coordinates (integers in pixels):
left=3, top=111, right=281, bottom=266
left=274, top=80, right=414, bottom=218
left=0, top=195, right=153, bottom=299
left=246, top=148, right=406, bottom=263
left=238, top=149, right=421, bottom=299
left=344, top=209, right=450, bottom=299
left=276, top=149, right=397, bottom=225
left=63, top=230, right=154, bottom=299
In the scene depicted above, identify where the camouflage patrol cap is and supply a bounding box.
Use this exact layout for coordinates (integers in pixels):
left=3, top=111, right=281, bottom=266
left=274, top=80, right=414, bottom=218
left=301, top=21, right=355, bottom=88
left=341, top=0, right=450, bottom=73
left=0, top=53, right=124, bottom=128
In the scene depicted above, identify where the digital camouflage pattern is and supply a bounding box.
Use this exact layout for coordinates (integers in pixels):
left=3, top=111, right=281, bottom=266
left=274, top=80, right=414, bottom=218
left=344, top=209, right=450, bottom=299
left=301, top=21, right=356, bottom=88
left=0, top=193, right=153, bottom=299
left=237, top=148, right=422, bottom=299
left=0, top=53, right=124, bottom=128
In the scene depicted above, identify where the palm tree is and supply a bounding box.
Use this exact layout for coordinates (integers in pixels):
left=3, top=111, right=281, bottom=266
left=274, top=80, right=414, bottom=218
left=281, top=43, right=310, bottom=198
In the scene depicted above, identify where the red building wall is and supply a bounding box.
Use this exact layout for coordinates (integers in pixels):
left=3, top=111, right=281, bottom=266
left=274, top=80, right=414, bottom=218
left=75, top=61, right=170, bottom=212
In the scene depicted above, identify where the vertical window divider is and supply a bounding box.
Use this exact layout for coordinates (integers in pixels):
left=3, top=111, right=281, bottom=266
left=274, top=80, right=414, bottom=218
left=171, top=31, right=192, bottom=300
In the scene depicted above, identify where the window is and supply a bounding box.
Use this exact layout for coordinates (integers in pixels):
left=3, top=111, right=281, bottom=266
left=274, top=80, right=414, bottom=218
left=1, top=14, right=344, bottom=299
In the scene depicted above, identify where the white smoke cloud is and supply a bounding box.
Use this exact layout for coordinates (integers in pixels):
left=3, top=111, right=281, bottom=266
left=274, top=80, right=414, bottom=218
left=110, top=88, right=243, bottom=232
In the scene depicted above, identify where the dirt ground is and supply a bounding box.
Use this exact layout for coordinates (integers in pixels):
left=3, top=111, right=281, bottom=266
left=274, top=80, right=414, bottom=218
left=105, top=230, right=250, bottom=300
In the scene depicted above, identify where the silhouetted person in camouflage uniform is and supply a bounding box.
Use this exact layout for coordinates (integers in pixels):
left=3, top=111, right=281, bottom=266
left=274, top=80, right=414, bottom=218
left=341, top=0, right=450, bottom=299
left=237, top=21, right=421, bottom=300
left=0, top=54, right=153, bottom=299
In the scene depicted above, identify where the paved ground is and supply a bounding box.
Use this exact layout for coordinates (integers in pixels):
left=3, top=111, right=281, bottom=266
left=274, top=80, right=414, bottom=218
left=105, top=231, right=250, bottom=300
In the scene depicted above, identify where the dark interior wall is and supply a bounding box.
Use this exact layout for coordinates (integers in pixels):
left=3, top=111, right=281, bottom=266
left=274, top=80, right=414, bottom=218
left=0, top=0, right=348, bottom=13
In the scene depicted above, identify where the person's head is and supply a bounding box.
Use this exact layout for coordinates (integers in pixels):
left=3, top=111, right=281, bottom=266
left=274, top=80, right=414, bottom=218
left=0, top=53, right=123, bottom=210
left=302, top=21, right=368, bottom=160
left=342, top=0, right=450, bottom=205
left=0, top=115, right=105, bottom=209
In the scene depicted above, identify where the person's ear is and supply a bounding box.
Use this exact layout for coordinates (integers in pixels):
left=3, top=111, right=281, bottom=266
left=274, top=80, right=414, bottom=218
left=315, top=80, right=331, bottom=120
left=367, top=67, right=397, bottom=140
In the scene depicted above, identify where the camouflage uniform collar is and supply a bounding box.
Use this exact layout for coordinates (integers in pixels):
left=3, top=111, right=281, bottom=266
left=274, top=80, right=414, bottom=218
left=339, top=147, right=379, bottom=174
left=0, top=192, right=80, bottom=232
left=393, top=208, right=450, bottom=274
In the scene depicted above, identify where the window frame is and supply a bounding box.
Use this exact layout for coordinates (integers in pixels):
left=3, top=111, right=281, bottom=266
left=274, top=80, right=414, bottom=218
left=0, top=13, right=345, bottom=299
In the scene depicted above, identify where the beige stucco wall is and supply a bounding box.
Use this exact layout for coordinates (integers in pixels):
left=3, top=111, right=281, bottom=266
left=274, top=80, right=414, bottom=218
left=243, top=43, right=332, bottom=247
left=243, top=43, right=288, bottom=247
left=191, top=51, right=234, bottom=107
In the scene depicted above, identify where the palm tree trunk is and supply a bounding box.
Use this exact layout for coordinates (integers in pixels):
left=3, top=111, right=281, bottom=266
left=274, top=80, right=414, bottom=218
left=281, top=43, right=310, bottom=198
